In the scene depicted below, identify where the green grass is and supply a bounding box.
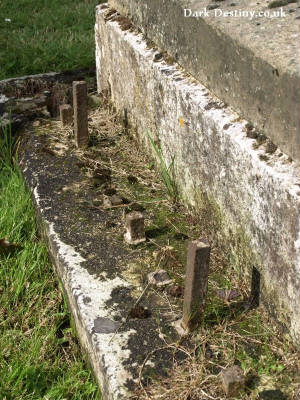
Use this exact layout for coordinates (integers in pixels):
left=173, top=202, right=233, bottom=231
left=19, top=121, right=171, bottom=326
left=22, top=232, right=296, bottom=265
left=0, top=1, right=104, bottom=396
left=0, top=126, right=100, bottom=399
left=146, top=132, right=178, bottom=202
left=0, top=0, right=102, bottom=80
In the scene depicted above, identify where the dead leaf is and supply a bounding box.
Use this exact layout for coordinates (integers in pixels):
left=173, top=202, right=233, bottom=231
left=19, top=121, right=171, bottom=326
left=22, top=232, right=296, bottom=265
left=216, top=289, right=241, bottom=302
left=0, top=238, right=19, bottom=255
left=167, top=284, right=183, bottom=298
left=41, top=146, right=56, bottom=156
left=129, top=305, right=151, bottom=319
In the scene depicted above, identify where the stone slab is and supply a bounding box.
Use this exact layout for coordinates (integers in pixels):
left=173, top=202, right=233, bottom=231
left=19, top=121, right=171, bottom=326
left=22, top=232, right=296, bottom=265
left=107, top=0, right=300, bottom=162
left=0, top=68, right=96, bottom=132
left=0, top=68, right=95, bottom=95
left=95, top=6, right=300, bottom=343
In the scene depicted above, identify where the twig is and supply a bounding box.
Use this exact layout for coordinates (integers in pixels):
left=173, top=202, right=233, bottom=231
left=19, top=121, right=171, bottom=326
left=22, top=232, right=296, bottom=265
left=138, top=345, right=172, bottom=399
left=165, top=217, right=190, bottom=238
left=200, top=388, right=218, bottom=400
left=108, top=282, right=151, bottom=344
left=99, top=202, right=134, bottom=210
left=148, top=238, right=164, bottom=249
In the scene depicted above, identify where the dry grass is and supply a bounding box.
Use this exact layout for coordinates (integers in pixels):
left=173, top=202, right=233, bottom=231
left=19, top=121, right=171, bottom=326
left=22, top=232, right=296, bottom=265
left=129, top=303, right=300, bottom=400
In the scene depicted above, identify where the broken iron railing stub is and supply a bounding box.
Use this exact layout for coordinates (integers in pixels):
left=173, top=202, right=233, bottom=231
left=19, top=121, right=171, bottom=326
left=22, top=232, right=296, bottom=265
left=147, top=269, right=172, bottom=287
left=250, top=266, right=260, bottom=308
left=220, top=365, right=245, bottom=397
left=182, top=239, right=211, bottom=330
left=103, top=194, right=123, bottom=208
left=91, top=168, right=111, bottom=187
left=59, top=104, right=73, bottom=126
left=124, top=211, right=146, bottom=245
left=174, top=239, right=211, bottom=335
left=72, top=80, right=89, bottom=148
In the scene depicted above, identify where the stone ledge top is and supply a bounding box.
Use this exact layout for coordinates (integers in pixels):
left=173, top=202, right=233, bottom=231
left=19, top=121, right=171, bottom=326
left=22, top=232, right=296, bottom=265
left=108, top=0, right=300, bottom=75
left=106, top=0, right=300, bottom=161
left=185, top=0, right=300, bottom=76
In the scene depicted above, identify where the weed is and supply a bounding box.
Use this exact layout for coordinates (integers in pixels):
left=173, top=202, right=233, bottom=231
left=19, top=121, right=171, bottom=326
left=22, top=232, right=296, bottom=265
left=0, top=120, right=14, bottom=169
left=146, top=132, right=178, bottom=202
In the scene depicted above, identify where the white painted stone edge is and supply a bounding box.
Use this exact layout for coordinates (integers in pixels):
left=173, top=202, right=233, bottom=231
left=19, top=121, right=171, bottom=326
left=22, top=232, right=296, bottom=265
left=30, top=180, right=136, bottom=400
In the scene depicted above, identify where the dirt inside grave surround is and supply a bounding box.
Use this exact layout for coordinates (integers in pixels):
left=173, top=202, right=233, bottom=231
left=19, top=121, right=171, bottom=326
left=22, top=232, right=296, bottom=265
left=18, top=95, right=299, bottom=400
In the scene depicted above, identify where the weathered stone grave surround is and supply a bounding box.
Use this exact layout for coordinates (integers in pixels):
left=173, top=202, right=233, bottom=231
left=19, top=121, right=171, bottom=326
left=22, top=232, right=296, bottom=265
left=19, top=132, right=184, bottom=400
left=95, top=3, right=300, bottom=343
left=9, top=69, right=242, bottom=399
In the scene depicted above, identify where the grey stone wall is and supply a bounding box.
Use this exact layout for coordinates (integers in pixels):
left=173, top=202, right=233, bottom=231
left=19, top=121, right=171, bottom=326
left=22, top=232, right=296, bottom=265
left=108, top=0, right=300, bottom=162
left=96, top=6, right=300, bottom=343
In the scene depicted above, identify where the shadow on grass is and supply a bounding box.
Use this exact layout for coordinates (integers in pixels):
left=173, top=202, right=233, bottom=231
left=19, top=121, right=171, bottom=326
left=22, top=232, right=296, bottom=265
left=146, top=225, right=170, bottom=239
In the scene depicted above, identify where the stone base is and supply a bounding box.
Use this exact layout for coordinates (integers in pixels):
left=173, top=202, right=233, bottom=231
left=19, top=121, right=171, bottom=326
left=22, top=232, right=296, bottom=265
left=95, top=5, right=300, bottom=344
left=124, top=232, right=146, bottom=245
left=173, top=318, right=189, bottom=337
